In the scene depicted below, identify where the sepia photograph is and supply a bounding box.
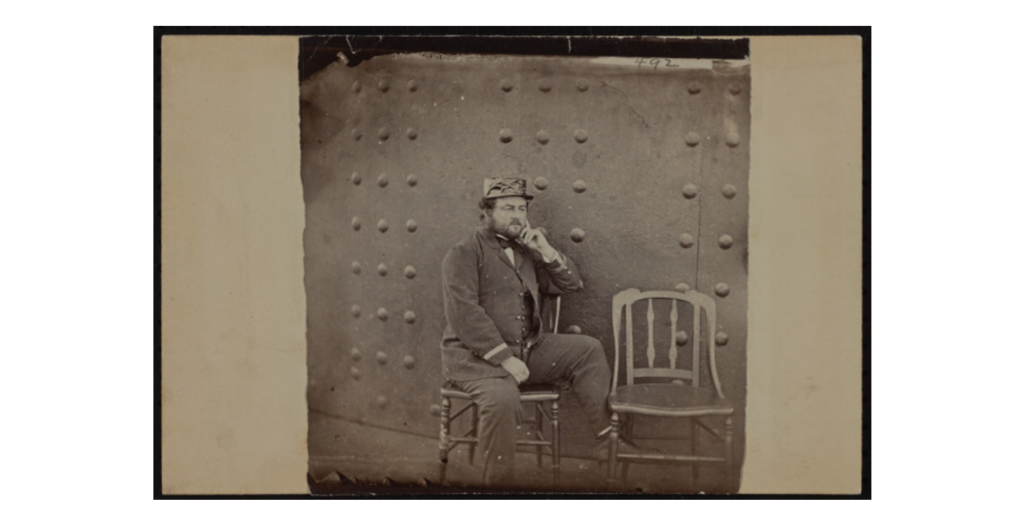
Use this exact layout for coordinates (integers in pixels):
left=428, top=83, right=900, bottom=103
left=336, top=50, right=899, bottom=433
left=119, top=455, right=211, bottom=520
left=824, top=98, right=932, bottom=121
left=300, top=36, right=752, bottom=493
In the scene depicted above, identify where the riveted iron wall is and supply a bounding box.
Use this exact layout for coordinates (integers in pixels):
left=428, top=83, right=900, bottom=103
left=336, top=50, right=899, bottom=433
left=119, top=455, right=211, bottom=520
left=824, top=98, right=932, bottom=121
left=302, top=53, right=749, bottom=469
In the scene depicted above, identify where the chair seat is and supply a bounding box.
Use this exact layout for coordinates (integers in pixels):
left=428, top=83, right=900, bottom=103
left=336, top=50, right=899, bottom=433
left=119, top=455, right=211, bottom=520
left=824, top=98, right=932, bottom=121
left=440, top=383, right=560, bottom=402
left=609, top=383, right=734, bottom=417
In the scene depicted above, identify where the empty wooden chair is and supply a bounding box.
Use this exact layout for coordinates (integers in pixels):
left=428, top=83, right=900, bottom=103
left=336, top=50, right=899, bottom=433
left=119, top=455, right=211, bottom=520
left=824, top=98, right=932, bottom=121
left=605, top=288, right=735, bottom=490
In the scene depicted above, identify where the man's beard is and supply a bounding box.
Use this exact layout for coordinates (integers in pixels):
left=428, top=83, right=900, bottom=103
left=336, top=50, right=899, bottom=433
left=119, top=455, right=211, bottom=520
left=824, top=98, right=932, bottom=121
left=487, top=216, right=523, bottom=238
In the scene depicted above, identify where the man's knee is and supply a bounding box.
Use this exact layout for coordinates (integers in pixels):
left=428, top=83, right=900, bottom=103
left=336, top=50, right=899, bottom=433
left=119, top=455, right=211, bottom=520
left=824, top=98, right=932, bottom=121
left=579, top=335, right=603, bottom=353
left=570, top=335, right=605, bottom=362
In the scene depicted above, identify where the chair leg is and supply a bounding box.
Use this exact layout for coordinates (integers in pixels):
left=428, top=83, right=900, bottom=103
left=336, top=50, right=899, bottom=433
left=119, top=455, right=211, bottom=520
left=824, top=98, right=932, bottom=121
left=607, top=412, right=620, bottom=485
left=724, top=416, right=734, bottom=490
left=535, top=402, right=544, bottom=468
left=691, top=418, right=700, bottom=483
left=439, top=397, right=452, bottom=483
left=468, top=402, right=479, bottom=466
left=621, top=415, right=634, bottom=481
left=551, top=400, right=560, bottom=486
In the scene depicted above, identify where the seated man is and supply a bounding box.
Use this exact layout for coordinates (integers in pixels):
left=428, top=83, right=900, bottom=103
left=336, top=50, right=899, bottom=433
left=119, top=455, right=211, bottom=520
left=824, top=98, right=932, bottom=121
left=440, top=176, right=638, bottom=486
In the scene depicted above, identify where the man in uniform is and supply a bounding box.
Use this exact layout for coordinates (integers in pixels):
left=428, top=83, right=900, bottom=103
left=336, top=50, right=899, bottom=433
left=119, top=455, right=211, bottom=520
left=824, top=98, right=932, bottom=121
left=440, top=177, right=638, bottom=486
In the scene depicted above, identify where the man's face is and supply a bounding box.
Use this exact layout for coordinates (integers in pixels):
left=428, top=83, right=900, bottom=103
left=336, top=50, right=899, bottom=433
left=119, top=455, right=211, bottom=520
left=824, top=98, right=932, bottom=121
left=487, top=196, right=529, bottom=238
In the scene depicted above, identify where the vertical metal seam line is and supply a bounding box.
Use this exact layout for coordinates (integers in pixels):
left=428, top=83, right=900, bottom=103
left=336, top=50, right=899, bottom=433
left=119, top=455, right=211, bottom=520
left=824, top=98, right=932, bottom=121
left=694, top=136, right=705, bottom=284
left=517, top=66, right=523, bottom=170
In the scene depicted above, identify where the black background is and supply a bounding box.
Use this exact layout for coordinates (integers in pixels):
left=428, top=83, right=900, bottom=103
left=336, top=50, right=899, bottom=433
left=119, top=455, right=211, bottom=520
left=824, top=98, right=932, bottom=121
left=0, top=26, right=1019, bottom=497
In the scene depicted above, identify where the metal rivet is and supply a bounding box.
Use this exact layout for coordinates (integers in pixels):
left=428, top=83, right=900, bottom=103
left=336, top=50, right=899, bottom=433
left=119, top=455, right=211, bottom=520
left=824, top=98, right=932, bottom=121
left=378, top=79, right=389, bottom=92
left=683, top=184, right=698, bottom=199
left=685, top=132, right=701, bottom=147
left=719, top=234, right=734, bottom=249
left=351, top=348, right=362, bottom=361
left=687, top=81, right=701, bottom=94
left=722, top=184, right=737, bottom=199
left=674, top=282, right=691, bottom=292
left=406, top=174, right=418, bottom=187
left=352, top=80, right=362, bottom=93
left=536, top=130, right=550, bottom=145
left=675, top=330, right=689, bottom=346
left=567, top=325, right=582, bottom=334
left=574, top=129, right=588, bottom=143
left=376, top=395, right=388, bottom=408
left=351, top=305, right=361, bottom=318
left=533, top=176, right=549, bottom=191
left=430, top=404, right=442, bottom=417
left=350, top=367, right=361, bottom=380
left=570, top=228, right=586, bottom=243
left=351, top=172, right=362, bottom=185
left=352, top=217, right=361, bottom=231
left=376, top=351, right=388, bottom=365
left=377, top=219, right=389, bottom=233
left=715, top=282, right=731, bottom=297
left=538, top=79, right=552, bottom=92
left=500, top=79, right=513, bottom=92
left=378, top=127, right=390, bottom=141
left=576, top=78, right=589, bottom=92
left=404, top=310, right=416, bottom=324
left=377, top=308, right=388, bottom=321
left=499, top=128, right=513, bottom=143
left=407, top=128, right=418, bottom=140
left=351, top=129, right=362, bottom=141
left=406, top=219, right=418, bottom=233
left=679, top=233, right=694, bottom=248
left=404, top=265, right=417, bottom=279
left=715, top=332, right=729, bottom=346
left=403, top=355, right=416, bottom=369
left=573, top=179, right=587, bottom=193
left=377, top=263, right=388, bottom=277
left=351, top=261, right=361, bottom=275
left=407, top=79, right=418, bottom=92
left=725, top=132, right=741, bottom=147
left=729, top=84, right=743, bottom=95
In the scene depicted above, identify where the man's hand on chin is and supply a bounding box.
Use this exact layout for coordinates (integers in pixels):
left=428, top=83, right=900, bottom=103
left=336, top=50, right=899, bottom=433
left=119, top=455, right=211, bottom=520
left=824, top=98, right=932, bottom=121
left=518, top=221, right=559, bottom=262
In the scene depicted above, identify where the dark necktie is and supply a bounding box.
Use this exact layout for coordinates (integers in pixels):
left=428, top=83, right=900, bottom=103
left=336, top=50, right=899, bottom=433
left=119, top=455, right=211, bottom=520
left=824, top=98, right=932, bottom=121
left=496, top=236, right=512, bottom=250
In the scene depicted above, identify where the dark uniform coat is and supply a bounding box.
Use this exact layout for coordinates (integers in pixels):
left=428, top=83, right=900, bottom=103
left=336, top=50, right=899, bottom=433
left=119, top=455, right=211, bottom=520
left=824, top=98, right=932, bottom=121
left=440, top=226, right=583, bottom=380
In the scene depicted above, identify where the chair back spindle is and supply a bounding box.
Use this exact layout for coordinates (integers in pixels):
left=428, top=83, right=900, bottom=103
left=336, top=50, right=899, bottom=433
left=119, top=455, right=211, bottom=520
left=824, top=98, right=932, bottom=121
left=668, top=300, right=678, bottom=370
left=646, top=299, right=656, bottom=368
left=625, top=296, right=635, bottom=385
left=692, top=299, right=701, bottom=388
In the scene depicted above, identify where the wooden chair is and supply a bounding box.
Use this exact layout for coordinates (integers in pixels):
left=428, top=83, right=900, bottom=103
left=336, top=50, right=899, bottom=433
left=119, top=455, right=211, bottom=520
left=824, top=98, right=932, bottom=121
left=605, top=288, right=735, bottom=489
left=438, top=296, right=562, bottom=485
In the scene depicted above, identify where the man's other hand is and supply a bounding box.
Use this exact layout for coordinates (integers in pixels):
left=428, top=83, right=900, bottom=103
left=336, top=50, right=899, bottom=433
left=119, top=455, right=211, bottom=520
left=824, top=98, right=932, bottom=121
left=500, top=356, right=530, bottom=384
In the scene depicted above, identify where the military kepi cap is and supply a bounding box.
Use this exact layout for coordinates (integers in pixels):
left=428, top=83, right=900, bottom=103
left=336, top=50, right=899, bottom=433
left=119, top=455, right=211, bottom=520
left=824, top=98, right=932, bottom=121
left=483, top=177, right=534, bottom=200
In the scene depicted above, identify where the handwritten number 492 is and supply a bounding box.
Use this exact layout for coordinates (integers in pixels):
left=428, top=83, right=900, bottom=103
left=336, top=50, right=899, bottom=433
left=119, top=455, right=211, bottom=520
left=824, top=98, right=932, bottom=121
left=635, top=57, right=679, bottom=70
